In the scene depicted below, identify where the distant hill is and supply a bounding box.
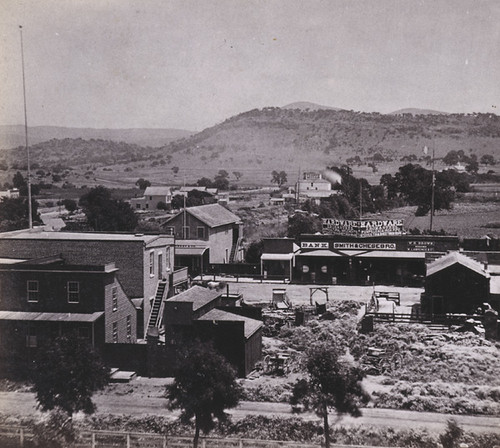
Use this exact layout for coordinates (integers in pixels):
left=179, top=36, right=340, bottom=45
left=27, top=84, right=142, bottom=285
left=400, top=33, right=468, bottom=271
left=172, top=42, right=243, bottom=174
left=282, top=101, right=343, bottom=111
left=389, top=108, right=450, bottom=116
left=1, top=108, right=499, bottom=188
left=158, top=108, right=500, bottom=179
left=0, top=125, right=193, bottom=149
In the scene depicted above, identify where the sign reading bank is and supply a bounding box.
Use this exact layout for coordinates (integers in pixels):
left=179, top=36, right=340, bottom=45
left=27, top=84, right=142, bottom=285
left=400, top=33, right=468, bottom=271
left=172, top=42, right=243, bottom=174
left=322, top=219, right=405, bottom=237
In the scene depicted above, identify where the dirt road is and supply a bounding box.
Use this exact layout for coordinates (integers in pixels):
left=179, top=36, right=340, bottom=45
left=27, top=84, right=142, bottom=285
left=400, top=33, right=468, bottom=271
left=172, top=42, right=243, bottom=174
left=1, top=390, right=498, bottom=434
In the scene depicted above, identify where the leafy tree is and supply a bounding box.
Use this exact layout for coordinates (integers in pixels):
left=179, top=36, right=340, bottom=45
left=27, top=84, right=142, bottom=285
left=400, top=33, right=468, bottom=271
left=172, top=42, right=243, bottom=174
left=480, top=154, right=496, bottom=165
left=271, top=170, right=287, bottom=187
left=60, top=198, right=77, bottom=213
left=0, top=197, right=41, bottom=231
left=135, top=178, right=151, bottom=190
left=287, top=213, right=321, bottom=238
left=187, top=189, right=215, bottom=206
left=79, top=186, right=138, bottom=231
left=172, top=166, right=179, bottom=174
left=197, top=177, right=214, bottom=188
left=166, top=342, right=242, bottom=448
left=245, top=240, right=264, bottom=263
left=443, top=150, right=460, bottom=166
left=217, top=169, right=229, bottom=179
left=13, top=171, right=26, bottom=189
left=466, top=159, right=479, bottom=173
left=157, top=201, right=169, bottom=210
left=32, top=333, right=109, bottom=416
left=439, top=419, right=463, bottom=448
left=291, top=342, right=369, bottom=448
left=232, top=171, right=242, bottom=180
left=213, top=174, right=229, bottom=190
left=171, top=194, right=185, bottom=209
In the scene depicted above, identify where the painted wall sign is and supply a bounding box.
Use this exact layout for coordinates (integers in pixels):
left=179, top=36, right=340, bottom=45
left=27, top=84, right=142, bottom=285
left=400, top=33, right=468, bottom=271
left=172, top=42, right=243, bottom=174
left=333, top=242, right=396, bottom=250
left=301, top=242, right=329, bottom=249
left=322, top=219, right=405, bottom=237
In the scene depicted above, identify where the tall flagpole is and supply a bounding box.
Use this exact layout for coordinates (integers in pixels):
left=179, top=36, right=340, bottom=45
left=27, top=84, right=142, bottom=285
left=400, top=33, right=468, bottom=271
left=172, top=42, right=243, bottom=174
left=430, top=145, right=435, bottom=232
left=19, top=25, right=33, bottom=230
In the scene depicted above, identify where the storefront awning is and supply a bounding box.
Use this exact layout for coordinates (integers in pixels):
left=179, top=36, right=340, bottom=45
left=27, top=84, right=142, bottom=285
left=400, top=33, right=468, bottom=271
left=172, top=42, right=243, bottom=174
left=299, top=250, right=342, bottom=257
left=175, top=247, right=208, bottom=256
left=0, top=311, right=104, bottom=322
left=261, top=253, right=294, bottom=261
left=356, top=251, right=426, bottom=259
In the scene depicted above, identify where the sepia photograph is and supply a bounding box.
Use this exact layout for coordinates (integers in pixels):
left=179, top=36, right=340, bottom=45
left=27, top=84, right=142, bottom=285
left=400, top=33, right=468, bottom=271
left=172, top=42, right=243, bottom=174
left=0, top=0, right=499, bottom=447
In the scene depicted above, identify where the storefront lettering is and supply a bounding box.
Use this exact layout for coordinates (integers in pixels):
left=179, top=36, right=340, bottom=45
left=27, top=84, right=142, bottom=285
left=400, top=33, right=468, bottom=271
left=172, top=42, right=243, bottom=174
left=333, top=242, right=396, bottom=250
left=322, top=219, right=405, bottom=237
left=301, top=242, right=329, bottom=249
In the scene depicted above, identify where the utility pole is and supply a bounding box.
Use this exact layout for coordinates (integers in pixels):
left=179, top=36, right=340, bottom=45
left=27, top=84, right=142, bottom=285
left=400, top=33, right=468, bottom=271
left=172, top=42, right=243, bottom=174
left=19, top=25, right=33, bottom=230
left=359, top=182, right=363, bottom=220
left=430, top=146, right=436, bottom=232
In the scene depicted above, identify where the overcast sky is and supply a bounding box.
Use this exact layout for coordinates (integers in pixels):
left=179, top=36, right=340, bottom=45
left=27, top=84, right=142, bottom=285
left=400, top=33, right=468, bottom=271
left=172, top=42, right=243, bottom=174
left=1, top=0, right=499, bottom=131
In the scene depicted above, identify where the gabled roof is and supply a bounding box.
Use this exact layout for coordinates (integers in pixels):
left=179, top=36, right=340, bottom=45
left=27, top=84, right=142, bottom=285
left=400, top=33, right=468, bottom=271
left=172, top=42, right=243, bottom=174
left=144, top=186, right=172, bottom=196
left=427, top=252, right=490, bottom=278
left=166, top=203, right=242, bottom=228
left=166, top=285, right=221, bottom=311
left=180, top=186, right=207, bottom=193
left=197, top=308, right=263, bottom=339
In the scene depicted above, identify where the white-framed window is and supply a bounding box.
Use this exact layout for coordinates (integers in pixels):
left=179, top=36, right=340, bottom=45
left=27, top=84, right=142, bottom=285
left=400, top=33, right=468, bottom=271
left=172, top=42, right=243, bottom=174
left=27, top=280, right=39, bottom=302
left=149, top=251, right=155, bottom=276
left=126, top=315, right=132, bottom=341
left=112, top=322, right=118, bottom=343
left=197, top=226, right=205, bottom=239
left=67, top=281, right=80, bottom=303
left=112, top=286, right=118, bottom=312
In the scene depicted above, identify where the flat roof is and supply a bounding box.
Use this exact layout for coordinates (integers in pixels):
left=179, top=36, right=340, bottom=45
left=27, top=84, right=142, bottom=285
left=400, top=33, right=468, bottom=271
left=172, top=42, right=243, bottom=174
left=0, top=311, right=104, bottom=323
left=0, top=258, right=27, bottom=264
left=0, top=229, right=173, bottom=244
left=197, top=308, right=263, bottom=339
left=176, top=247, right=208, bottom=256
left=167, top=285, right=220, bottom=311
left=261, top=253, right=294, bottom=261
left=356, top=250, right=426, bottom=259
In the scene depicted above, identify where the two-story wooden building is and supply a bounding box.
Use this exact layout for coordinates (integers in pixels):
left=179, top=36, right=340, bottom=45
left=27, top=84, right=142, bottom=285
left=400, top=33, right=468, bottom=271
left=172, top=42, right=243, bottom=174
left=162, top=204, right=244, bottom=274
left=163, top=285, right=262, bottom=377
left=130, top=186, right=173, bottom=211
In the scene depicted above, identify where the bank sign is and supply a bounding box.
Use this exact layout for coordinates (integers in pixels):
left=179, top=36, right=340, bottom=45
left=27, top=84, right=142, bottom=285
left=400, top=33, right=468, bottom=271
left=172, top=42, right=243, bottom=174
left=322, top=219, right=405, bottom=237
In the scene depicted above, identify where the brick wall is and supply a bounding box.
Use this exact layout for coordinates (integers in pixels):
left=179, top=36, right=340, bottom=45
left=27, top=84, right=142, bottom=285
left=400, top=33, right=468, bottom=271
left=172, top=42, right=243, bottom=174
left=0, top=239, right=145, bottom=299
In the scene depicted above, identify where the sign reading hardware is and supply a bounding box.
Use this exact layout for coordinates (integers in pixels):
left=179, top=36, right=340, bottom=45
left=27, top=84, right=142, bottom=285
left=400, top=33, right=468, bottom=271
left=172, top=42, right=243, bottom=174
left=333, top=242, right=396, bottom=250
left=301, top=242, right=329, bottom=249
left=322, top=219, right=405, bottom=237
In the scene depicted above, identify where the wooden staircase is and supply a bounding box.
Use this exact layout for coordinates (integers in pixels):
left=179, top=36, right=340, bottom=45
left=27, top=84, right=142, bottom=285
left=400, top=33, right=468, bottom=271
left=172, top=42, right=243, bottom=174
left=147, top=281, right=167, bottom=331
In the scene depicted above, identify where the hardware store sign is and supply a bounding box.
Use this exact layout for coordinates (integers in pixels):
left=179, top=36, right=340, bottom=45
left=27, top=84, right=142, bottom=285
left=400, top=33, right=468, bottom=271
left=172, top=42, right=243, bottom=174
left=322, top=219, right=405, bottom=237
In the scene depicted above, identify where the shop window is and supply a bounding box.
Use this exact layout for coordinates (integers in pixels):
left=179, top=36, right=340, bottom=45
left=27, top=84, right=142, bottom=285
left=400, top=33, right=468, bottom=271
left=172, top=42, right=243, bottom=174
left=67, top=281, right=80, bottom=303
left=112, top=286, right=118, bottom=312
left=27, top=280, right=39, bottom=302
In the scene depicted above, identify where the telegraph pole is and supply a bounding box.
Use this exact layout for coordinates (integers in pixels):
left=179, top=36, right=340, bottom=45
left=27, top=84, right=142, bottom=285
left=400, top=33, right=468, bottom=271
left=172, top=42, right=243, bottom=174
left=430, top=146, right=435, bottom=232
left=19, top=25, right=33, bottom=230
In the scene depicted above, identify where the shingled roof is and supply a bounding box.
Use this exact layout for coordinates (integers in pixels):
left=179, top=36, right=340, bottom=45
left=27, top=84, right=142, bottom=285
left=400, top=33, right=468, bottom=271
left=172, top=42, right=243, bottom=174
left=427, top=252, right=490, bottom=278
left=167, top=203, right=241, bottom=228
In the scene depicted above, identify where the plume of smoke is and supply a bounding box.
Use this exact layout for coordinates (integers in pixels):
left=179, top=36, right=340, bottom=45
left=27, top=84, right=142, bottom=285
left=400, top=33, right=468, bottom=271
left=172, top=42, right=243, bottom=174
left=322, top=169, right=342, bottom=185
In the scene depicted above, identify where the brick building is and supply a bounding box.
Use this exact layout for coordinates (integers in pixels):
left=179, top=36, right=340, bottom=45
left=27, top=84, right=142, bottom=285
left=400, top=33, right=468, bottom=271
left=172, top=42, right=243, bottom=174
left=0, top=230, right=178, bottom=338
left=0, top=255, right=137, bottom=375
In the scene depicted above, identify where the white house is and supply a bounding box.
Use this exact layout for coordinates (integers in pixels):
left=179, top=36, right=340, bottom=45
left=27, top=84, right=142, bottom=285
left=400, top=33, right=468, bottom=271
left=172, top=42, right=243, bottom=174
left=131, top=186, right=173, bottom=210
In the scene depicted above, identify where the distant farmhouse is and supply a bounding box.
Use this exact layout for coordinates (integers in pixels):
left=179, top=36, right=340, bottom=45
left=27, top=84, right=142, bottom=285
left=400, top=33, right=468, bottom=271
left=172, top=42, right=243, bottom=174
left=294, top=172, right=339, bottom=204
left=0, top=188, right=20, bottom=200
left=131, top=186, right=173, bottom=210
left=162, top=203, right=244, bottom=274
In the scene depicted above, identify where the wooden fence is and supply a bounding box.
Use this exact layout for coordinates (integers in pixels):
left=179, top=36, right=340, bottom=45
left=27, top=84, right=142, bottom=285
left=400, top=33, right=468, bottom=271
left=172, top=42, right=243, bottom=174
left=365, top=312, right=476, bottom=326
left=0, top=426, right=400, bottom=448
